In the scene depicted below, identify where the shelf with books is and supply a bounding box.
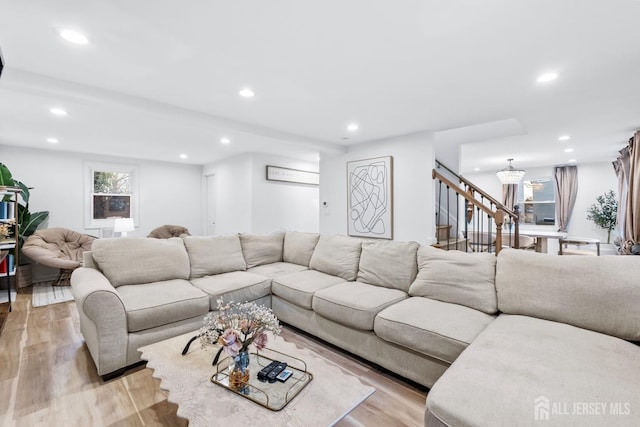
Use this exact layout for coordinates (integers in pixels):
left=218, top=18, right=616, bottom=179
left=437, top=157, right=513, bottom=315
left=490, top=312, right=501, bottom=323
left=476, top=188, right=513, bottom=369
left=0, top=252, right=15, bottom=276
left=0, top=186, right=20, bottom=313
left=0, top=200, right=16, bottom=221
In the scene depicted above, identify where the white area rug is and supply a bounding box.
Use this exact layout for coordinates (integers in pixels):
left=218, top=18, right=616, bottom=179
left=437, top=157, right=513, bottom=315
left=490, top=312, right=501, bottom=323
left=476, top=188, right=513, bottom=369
left=32, top=283, right=74, bottom=307
left=0, top=289, right=17, bottom=304
left=140, top=332, right=375, bottom=427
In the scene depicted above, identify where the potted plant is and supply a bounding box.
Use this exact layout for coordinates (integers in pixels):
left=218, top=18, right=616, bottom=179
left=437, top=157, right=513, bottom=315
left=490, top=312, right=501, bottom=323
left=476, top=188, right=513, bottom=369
left=586, top=190, right=618, bottom=244
left=0, top=162, right=50, bottom=287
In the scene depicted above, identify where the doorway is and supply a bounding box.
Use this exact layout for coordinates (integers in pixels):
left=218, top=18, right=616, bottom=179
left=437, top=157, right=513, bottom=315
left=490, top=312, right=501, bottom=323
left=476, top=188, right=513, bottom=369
left=206, top=174, right=216, bottom=235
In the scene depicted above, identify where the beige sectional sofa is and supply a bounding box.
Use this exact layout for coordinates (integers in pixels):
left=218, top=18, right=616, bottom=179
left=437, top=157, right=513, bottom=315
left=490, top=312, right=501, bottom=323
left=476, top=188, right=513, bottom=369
left=70, top=231, right=640, bottom=426
left=425, top=250, right=640, bottom=427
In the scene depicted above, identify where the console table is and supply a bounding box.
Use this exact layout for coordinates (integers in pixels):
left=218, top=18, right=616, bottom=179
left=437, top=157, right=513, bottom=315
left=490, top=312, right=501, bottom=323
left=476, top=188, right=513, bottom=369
left=520, top=230, right=568, bottom=253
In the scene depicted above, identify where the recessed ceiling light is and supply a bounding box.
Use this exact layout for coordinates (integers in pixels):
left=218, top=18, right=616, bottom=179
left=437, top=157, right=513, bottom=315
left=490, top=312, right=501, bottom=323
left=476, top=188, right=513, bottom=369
left=564, top=148, right=574, bottom=153
left=46, top=137, right=59, bottom=144
left=238, top=88, right=255, bottom=98
left=558, top=135, right=571, bottom=141
left=59, top=29, right=89, bottom=45
left=49, top=107, right=68, bottom=116
left=474, top=167, right=481, bottom=172
left=568, top=159, right=577, bottom=163
left=179, top=154, right=188, bottom=159
left=220, top=137, right=231, bottom=144
left=347, top=123, right=359, bottom=132
left=537, top=72, right=558, bottom=83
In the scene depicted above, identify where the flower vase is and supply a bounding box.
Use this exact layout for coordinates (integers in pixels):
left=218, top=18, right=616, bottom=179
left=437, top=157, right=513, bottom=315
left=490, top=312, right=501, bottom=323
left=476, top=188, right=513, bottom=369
left=229, top=350, right=250, bottom=394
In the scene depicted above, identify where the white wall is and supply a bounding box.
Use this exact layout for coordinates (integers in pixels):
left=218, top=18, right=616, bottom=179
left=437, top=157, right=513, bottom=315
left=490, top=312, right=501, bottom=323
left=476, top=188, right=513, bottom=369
left=572, top=162, right=619, bottom=242
left=203, top=153, right=319, bottom=235
left=464, top=161, right=618, bottom=243
left=250, top=153, right=319, bottom=233
left=319, top=131, right=435, bottom=244
left=1, top=144, right=203, bottom=280
left=1, top=145, right=204, bottom=235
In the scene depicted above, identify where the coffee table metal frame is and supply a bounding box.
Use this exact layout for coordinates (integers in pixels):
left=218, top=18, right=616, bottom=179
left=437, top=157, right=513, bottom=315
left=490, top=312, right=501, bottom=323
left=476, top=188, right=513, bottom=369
left=210, top=346, right=313, bottom=411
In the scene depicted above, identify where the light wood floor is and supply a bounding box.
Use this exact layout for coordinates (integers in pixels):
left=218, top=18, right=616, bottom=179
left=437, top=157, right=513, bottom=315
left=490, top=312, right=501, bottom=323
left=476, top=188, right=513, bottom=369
left=0, top=287, right=428, bottom=426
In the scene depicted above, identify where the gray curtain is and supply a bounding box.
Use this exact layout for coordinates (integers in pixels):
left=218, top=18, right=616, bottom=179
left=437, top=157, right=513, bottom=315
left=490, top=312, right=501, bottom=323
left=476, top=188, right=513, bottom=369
left=554, top=166, right=578, bottom=232
left=623, top=131, right=640, bottom=254
left=613, top=145, right=631, bottom=242
left=502, top=184, right=517, bottom=210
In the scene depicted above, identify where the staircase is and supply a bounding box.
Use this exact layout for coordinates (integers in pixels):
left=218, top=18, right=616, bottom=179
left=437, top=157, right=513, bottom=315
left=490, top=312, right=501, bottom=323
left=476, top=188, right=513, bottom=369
left=433, top=161, right=520, bottom=255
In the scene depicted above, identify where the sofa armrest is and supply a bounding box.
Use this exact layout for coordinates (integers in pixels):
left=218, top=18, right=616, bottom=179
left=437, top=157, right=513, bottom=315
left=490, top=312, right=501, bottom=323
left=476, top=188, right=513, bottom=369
left=71, top=267, right=128, bottom=376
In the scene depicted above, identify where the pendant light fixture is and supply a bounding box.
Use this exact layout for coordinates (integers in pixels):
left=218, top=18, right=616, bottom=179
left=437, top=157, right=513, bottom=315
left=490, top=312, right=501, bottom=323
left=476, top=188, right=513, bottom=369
left=496, top=158, right=525, bottom=184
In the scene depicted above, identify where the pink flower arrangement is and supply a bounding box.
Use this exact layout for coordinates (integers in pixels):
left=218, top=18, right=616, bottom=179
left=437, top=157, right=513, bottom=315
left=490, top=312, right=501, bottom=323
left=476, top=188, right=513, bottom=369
left=200, top=299, right=281, bottom=358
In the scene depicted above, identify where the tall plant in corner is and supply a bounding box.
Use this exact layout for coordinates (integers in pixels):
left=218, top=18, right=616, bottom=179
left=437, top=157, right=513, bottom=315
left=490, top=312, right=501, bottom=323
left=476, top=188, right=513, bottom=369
left=0, top=162, right=50, bottom=249
left=586, top=190, right=617, bottom=244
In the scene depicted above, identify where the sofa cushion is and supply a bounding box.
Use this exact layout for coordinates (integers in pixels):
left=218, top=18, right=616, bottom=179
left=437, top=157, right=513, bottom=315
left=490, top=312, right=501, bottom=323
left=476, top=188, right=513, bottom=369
left=190, top=271, right=271, bottom=309
left=247, top=262, right=308, bottom=278
left=239, top=232, right=285, bottom=269
left=496, top=249, right=640, bottom=341
left=283, top=231, right=320, bottom=266
left=409, top=246, right=497, bottom=314
left=117, top=279, right=209, bottom=332
left=313, top=282, right=407, bottom=331
left=92, top=237, right=190, bottom=287
left=272, top=270, right=347, bottom=309
left=357, top=240, right=419, bottom=291
left=426, top=314, right=640, bottom=427
left=309, top=234, right=362, bottom=281
left=183, top=235, right=246, bottom=278
left=375, top=297, right=495, bottom=364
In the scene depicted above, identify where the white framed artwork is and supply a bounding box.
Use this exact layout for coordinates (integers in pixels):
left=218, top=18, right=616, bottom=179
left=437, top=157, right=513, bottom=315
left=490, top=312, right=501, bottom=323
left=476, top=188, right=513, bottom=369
left=346, top=156, right=393, bottom=239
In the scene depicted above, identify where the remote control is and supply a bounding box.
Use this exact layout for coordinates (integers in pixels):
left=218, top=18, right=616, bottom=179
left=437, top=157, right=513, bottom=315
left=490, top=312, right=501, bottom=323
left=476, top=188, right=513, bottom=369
left=266, top=362, right=288, bottom=383
left=257, top=361, right=281, bottom=382
left=276, top=369, right=293, bottom=382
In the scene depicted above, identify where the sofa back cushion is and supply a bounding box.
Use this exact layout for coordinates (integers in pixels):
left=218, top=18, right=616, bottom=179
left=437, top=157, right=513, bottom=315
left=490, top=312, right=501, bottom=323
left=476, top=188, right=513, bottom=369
left=183, top=234, right=247, bottom=278
left=409, top=246, right=498, bottom=314
left=92, top=237, right=190, bottom=287
left=309, top=234, right=362, bottom=281
left=496, top=249, right=640, bottom=341
left=239, top=232, right=285, bottom=269
left=357, top=240, right=419, bottom=291
left=283, top=231, right=320, bottom=266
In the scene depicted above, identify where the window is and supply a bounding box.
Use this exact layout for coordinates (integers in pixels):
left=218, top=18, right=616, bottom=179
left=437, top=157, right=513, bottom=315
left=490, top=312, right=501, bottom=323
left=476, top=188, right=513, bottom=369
left=93, top=172, right=131, bottom=219
left=517, top=178, right=555, bottom=226
left=85, top=162, right=139, bottom=229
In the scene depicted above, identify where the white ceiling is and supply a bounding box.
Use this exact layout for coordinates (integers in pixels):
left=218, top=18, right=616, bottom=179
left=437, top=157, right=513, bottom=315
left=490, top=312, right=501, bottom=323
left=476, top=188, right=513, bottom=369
left=1, top=0, right=639, bottom=173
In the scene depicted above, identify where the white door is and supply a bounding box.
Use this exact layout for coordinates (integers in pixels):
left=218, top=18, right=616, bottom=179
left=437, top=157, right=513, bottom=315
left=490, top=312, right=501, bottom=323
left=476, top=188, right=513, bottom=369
left=206, top=174, right=216, bottom=235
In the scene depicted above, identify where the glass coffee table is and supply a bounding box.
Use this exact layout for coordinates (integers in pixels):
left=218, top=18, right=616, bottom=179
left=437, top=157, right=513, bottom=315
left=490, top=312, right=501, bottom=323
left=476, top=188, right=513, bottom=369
left=211, top=347, right=313, bottom=411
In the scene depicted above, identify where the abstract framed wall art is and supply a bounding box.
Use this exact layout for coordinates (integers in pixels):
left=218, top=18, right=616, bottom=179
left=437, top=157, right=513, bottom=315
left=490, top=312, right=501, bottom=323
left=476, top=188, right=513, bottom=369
left=346, top=156, right=393, bottom=239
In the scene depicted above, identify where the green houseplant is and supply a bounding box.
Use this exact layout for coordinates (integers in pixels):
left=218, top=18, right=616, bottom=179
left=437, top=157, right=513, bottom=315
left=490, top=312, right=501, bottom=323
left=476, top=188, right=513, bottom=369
left=0, top=163, right=50, bottom=286
left=586, top=190, right=618, bottom=244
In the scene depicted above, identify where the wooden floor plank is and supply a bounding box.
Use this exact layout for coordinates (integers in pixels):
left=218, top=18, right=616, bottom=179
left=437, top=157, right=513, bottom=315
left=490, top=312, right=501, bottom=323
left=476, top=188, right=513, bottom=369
left=0, top=288, right=428, bottom=426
